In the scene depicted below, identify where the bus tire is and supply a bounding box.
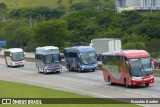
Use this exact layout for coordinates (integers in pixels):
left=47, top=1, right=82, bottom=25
left=77, top=66, right=81, bottom=73
left=108, top=76, right=113, bottom=85
left=145, top=83, right=149, bottom=87
left=43, top=69, right=46, bottom=74
left=68, top=65, right=72, bottom=71
left=124, top=78, right=130, bottom=88
left=38, top=67, right=40, bottom=72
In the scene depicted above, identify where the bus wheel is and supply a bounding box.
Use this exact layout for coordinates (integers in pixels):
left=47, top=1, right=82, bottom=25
left=124, top=79, right=130, bottom=88
left=43, top=69, right=46, bottom=74
left=68, top=65, right=72, bottom=71
left=77, top=67, right=81, bottom=73
left=38, top=67, right=40, bottom=72
left=145, top=83, right=149, bottom=87
left=108, top=76, right=113, bottom=85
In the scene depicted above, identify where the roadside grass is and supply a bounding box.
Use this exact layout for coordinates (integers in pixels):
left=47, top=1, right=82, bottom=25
left=0, top=80, right=140, bottom=107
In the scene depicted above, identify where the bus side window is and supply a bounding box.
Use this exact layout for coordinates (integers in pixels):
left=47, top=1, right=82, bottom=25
left=68, top=52, right=77, bottom=58
left=64, top=50, right=67, bottom=57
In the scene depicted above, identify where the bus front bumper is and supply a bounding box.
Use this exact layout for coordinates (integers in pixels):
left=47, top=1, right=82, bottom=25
left=12, top=61, right=25, bottom=66
left=129, top=76, right=154, bottom=86
left=80, top=64, right=98, bottom=71
left=45, top=67, right=62, bottom=73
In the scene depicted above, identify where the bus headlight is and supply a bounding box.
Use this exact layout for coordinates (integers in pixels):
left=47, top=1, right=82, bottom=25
left=150, top=76, right=154, bottom=79
left=81, top=66, right=85, bottom=68
left=45, top=66, right=49, bottom=69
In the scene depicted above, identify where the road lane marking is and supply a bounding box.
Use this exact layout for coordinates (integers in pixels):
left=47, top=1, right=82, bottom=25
left=150, top=95, right=159, bottom=98
left=124, top=90, right=131, bottom=93
left=103, top=86, right=158, bottom=98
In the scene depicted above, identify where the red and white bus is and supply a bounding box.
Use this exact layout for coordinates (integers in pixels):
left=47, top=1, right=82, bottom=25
left=102, top=50, right=154, bottom=87
left=4, top=48, right=25, bottom=67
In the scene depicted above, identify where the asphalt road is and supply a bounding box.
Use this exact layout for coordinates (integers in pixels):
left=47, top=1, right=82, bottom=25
left=0, top=58, right=160, bottom=107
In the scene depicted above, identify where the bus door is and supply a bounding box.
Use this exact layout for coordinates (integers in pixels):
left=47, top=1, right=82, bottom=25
left=4, top=51, right=11, bottom=66
left=66, top=51, right=79, bottom=71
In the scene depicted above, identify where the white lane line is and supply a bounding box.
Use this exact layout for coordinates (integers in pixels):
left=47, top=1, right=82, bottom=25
left=103, top=86, right=156, bottom=98
left=0, top=74, right=112, bottom=98
left=118, top=89, right=123, bottom=91
left=110, top=87, right=116, bottom=89
left=133, top=91, right=140, bottom=94
left=10, top=68, right=37, bottom=74
left=150, top=95, right=159, bottom=98
left=141, top=93, right=149, bottom=96
left=124, top=90, right=131, bottom=93
left=139, top=104, right=150, bottom=107
left=55, top=76, right=98, bottom=86
left=77, top=73, right=104, bottom=79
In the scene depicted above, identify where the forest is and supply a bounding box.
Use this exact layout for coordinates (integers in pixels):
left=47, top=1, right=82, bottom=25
left=0, top=0, right=160, bottom=57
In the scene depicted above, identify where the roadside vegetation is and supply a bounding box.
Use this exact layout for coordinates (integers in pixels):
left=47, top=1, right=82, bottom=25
left=0, top=80, right=140, bottom=107
left=0, top=0, right=160, bottom=57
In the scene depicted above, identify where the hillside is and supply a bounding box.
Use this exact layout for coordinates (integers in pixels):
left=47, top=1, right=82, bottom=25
left=0, top=0, right=113, bottom=9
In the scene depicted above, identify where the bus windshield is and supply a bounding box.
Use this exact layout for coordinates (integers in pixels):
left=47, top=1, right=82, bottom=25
left=44, top=54, right=59, bottom=64
left=11, top=52, right=24, bottom=61
left=129, top=57, right=153, bottom=77
left=80, top=52, right=97, bottom=64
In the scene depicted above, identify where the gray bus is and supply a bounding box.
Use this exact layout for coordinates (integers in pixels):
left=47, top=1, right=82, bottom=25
left=35, top=46, right=62, bottom=73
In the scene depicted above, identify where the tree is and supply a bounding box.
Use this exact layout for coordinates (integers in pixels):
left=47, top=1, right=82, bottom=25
left=69, top=0, right=73, bottom=5
left=9, top=7, right=65, bottom=21
left=148, top=39, right=160, bottom=52
left=121, top=11, right=142, bottom=31
left=122, top=34, right=149, bottom=50
left=57, top=0, right=62, bottom=5
left=70, top=2, right=88, bottom=11
left=0, top=3, right=7, bottom=10
left=93, top=28, right=124, bottom=38
left=1, top=19, right=33, bottom=49
left=28, top=20, right=68, bottom=51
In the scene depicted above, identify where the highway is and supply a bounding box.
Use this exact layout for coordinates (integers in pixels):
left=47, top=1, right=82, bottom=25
left=0, top=58, right=160, bottom=107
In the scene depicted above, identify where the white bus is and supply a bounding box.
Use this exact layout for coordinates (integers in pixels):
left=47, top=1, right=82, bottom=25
left=35, top=46, right=62, bottom=73
left=4, top=48, right=25, bottom=67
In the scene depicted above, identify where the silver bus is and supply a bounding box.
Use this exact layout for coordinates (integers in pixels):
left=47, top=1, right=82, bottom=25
left=35, top=46, right=62, bottom=73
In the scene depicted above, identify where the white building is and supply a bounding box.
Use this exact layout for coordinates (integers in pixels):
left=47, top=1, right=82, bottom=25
left=116, top=0, right=160, bottom=12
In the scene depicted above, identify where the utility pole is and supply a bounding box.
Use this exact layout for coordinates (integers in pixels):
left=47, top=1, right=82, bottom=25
left=29, top=16, right=32, bottom=27
left=151, top=0, right=153, bottom=13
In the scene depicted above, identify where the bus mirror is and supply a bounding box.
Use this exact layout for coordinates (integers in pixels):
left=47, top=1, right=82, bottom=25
left=151, top=58, right=156, bottom=69
left=125, top=61, right=130, bottom=69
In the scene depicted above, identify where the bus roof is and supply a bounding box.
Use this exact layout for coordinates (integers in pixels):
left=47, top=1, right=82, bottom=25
left=5, top=48, right=23, bottom=53
left=35, top=51, right=57, bottom=55
left=91, top=38, right=121, bottom=41
left=36, top=46, right=59, bottom=53
left=102, top=50, right=150, bottom=58
left=65, top=46, right=95, bottom=52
